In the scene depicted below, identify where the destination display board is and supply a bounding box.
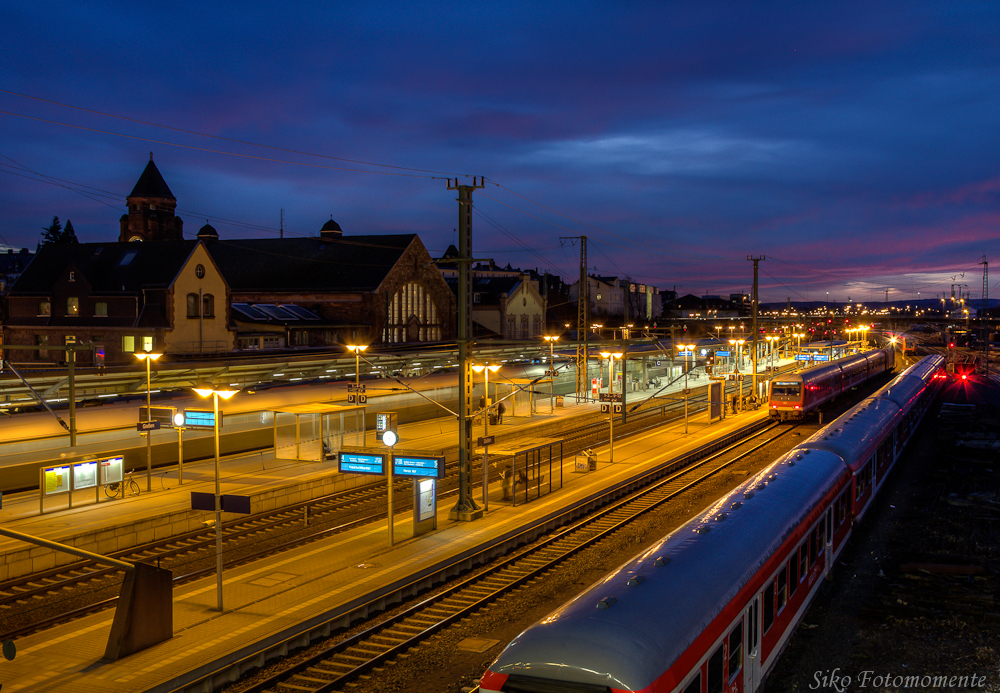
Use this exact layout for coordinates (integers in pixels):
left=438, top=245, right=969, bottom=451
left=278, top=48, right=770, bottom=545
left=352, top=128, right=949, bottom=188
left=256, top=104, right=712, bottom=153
left=338, top=451, right=386, bottom=475
left=182, top=409, right=222, bottom=429
left=393, top=455, right=445, bottom=479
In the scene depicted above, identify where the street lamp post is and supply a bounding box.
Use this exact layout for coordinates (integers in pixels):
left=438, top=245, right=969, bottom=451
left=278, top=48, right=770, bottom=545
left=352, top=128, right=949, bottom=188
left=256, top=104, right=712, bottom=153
left=193, top=383, right=239, bottom=612
left=472, top=363, right=501, bottom=510
left=599, top=351, right=623, bottom=463
left=544, top=335, right=559, bottom=413
left=678, top=344, right=695, bottom=433
left=135, top=350, right=162, bottom=493
left=729, top=338, right=746, bottom=406
left=346, top=344, right=368, bottom=442
left=765, top=335, right=778, bottom=397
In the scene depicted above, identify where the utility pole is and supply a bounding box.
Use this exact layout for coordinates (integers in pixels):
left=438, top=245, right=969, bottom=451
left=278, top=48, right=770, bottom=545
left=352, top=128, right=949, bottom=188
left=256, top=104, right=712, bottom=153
left=448, top=177, right=485, bottom=522
left=748, top=256, right=765, bottom=397
left=560, top=236, right=588, bottom=402
left=981, top=255, right=989, bottom=377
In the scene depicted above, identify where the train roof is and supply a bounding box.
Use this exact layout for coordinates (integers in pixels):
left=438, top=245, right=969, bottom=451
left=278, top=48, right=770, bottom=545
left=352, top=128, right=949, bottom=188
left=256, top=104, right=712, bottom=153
left=774, top=348, right=887, bottom=385
left=487, top=449, right=847, bottom=691
left=795, top=355, right=941, bottom=472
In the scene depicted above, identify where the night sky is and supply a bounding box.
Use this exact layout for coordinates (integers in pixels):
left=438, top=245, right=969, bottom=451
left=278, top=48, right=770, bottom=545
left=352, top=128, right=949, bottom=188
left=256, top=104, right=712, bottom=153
left=3, top=2, right=999, bottom=304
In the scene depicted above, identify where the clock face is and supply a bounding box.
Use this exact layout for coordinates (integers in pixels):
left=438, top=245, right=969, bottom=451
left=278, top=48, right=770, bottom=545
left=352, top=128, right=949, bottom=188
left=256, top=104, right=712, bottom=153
left=382, top=430, right=399, bottom=447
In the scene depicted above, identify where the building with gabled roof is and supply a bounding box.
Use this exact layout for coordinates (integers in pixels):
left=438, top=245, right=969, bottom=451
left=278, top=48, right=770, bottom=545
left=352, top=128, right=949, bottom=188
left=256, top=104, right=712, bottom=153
left=205, top=231, right=454, bottom=346
left=3, top=240, right=232, bottom=365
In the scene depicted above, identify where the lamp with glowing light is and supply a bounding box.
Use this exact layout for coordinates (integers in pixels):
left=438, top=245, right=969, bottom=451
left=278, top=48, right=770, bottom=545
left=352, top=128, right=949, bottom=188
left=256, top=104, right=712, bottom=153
left=135, top=351, right=162, bottom=492
left=192, top=383, right=239, bottom=612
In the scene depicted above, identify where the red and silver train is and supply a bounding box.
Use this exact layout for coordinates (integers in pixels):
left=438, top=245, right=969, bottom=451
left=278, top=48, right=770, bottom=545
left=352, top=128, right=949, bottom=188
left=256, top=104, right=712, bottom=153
left=768, top=348, right=894, bottom=421
left=481, top=355, right=945, bottom=693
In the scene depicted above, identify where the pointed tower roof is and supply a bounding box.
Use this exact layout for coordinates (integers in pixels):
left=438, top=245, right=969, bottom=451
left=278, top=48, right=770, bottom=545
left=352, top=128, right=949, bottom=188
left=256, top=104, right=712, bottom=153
left=128, top=153, right=175, bottom=200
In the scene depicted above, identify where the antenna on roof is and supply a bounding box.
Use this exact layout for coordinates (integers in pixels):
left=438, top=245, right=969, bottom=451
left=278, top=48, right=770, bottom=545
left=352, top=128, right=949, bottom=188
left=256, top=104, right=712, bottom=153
left=149, top=152, right=153, bottom=161
left=280, top=208, right=284, bottom=239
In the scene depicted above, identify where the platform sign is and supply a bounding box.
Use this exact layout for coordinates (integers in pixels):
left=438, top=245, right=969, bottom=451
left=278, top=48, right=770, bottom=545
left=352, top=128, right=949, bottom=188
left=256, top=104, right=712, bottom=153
left=795, top=354, right=813, bottom=361
left=678, top=351, right=694, bottom=356
left=716, top=350, right=731, bottom=357
left=338, top=451, right=386, bottom=475
left=417, top=478, right=436, bottom=522
left=43, top=466, right=71, bottom=495
left=73, top=460, right=98, bottom=489
left=393, top=455, right=445, bottom=479
left=100, top=456, right=123, bottom=485
left=139, top=406, right=175, bottom=427
left=182, top=409, right=221, bottom=429
left=814, top=354, right=830, bottom=361
left=599, top=392, right=622, bottom=402
left=137, top=421, right=161, bottom=432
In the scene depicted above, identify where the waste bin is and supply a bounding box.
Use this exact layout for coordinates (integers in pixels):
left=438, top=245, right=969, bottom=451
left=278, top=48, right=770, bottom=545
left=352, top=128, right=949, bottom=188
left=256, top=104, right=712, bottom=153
left=556, top=395, right=564, bottom=408
left=490, top=412, right=498, bottom=426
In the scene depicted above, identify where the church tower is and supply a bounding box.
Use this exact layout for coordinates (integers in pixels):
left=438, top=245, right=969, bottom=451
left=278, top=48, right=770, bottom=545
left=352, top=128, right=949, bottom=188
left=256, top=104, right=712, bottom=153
left=119, top=153, right=184, bottom=242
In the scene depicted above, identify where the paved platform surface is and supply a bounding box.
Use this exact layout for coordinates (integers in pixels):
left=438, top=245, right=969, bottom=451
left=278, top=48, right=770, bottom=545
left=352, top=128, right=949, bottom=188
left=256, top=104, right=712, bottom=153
left=0, top=392, right=608, bottom=540
left=0, top=397, right=769, bottom=692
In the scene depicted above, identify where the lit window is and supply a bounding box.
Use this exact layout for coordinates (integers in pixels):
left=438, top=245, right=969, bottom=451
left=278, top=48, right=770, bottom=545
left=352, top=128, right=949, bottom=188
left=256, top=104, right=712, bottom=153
left=142, top=336, right=153, bottom=352
left=69, top=271, right=75, bottom=282
left=38, top=300, right=51, bottom=316
left=122, top=335, right=135, bottom=353
left=95, top=302, right=108, bottom=317
left=65, top=335, right=76, bottom=345
left=67, top=297, right=79, bottom=316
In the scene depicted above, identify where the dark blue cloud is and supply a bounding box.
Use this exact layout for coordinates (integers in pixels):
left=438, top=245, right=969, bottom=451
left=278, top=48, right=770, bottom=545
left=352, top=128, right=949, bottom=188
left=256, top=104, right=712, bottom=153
left=3, top=1, right=1000, bottom=303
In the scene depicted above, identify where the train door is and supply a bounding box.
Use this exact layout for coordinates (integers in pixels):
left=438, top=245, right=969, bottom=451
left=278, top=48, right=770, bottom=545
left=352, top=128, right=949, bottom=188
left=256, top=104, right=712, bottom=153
left=744, top=596, right=761, bottom=692
left=824, top=508, right=834, bottom=575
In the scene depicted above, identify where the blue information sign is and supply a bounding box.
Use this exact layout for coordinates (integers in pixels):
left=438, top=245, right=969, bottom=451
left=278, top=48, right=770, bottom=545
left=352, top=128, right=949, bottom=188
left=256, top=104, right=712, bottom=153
left=678, top=351, right=694, bottom=356
left=814, top=354, right=830, bottom=361
left=183, top=409, right=221, bottom=429
left=338, top=452, right=386, bottom=475
left=795, top=354, right=813, bottom=361
left=715, top=350, right=731, bottom=356
left=393, top=455, right=445, bottom=479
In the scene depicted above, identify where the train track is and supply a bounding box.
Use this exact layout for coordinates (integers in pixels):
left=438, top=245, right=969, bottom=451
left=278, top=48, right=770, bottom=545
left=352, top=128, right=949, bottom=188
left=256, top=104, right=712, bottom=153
left=237, top=421, right=798, bottom=693
left=0, top=394, right=702, bottom=640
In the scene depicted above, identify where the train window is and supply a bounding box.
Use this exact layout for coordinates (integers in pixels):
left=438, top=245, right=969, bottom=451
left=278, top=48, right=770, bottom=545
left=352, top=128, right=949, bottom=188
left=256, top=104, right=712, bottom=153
left=817, top=523, right=826, bottom=556
left=728, top=622, right=743, bottom=680
left=776, top=567, right=788, bottom=612
left=683, top=672, right=702, bottom=693
left=789, top=557, right=798, bottom=595
left=763, top=582, right=774, bottom=633
left=707, top=644, right=724, bottom=693
left=799, top=544, right=808, bottom=578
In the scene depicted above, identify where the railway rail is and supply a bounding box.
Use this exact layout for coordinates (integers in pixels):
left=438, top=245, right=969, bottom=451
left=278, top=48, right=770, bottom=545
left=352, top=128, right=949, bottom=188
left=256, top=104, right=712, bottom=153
left=236, top=422, right=798, bottom=693
left=0, top=392, right=704, bottom=640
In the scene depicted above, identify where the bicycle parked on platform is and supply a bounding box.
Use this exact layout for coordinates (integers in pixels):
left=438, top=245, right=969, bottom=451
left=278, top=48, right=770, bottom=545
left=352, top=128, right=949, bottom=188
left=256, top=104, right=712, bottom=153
left=105, top=471, right=140, bottom=499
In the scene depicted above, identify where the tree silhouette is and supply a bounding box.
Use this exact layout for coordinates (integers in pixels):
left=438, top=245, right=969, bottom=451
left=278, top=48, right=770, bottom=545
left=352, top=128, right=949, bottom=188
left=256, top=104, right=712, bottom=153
left=62, top=220, right=79, bottom=244
left=41, top=216, right=63, bottom=246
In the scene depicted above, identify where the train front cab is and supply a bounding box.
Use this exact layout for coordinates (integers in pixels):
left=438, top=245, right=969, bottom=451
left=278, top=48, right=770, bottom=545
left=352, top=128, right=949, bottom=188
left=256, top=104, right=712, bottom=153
left=768, top=379, right=804, bottom=420
left=672, top=482, right=853, bottom=693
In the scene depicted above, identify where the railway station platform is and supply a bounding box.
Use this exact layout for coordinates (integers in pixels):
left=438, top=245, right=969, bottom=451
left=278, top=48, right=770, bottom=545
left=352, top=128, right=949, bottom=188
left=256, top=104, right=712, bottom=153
left=0, top=401, right=771, bottom=693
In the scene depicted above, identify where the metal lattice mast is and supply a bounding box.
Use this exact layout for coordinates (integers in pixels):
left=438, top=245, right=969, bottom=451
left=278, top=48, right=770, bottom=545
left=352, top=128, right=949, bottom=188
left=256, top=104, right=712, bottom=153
left=448, top=177, right=484, bottom=522
left=561, top=236, right=589, bottom=402
left=981, top=255, right=989, bottom=376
